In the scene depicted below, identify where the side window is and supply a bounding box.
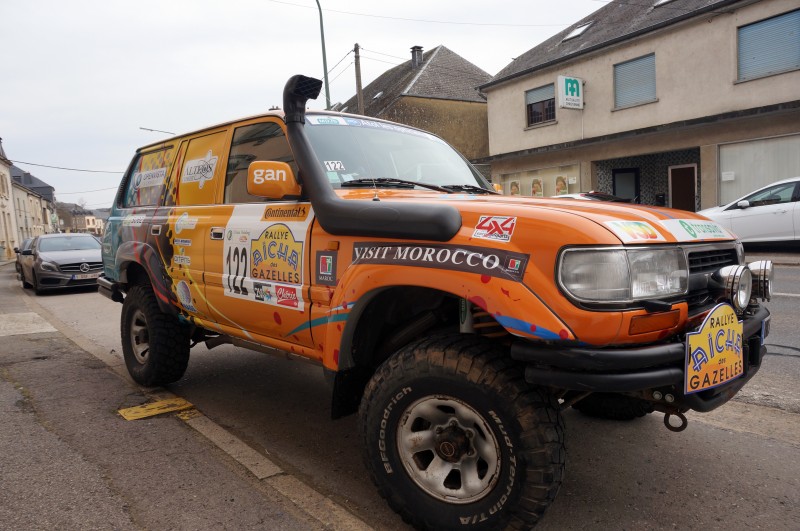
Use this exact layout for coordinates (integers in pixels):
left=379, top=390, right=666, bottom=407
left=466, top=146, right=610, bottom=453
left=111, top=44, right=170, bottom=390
left=122, top=146, right=174, bottom=208
left=177, top=131, right=228, bottom=206
left=525, top=84, right=555, bottom=126
left=224, top=122, right=297, bottom=204
left=613, top=53, right=656, bottom=109
left=743, top=182, right=796, bottom=207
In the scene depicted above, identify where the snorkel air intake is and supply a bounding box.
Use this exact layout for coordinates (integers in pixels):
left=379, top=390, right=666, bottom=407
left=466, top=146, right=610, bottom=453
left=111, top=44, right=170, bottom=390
left=283, top=75, right=462, bottom=241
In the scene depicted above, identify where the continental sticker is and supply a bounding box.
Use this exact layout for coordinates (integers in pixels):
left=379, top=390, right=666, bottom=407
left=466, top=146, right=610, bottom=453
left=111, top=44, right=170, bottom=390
left=685, top=303, right=743, bottom=394
left=605, top=221, right=666, bottom=243
left=352, top=243, right=528, bottom=281
left=472, top=216, right=517, bottom=243
left=262, top=204, right=310, bottom=222
left=181, top=150, right=218, bottom=189
left=659, top=219, right=731, bottom=241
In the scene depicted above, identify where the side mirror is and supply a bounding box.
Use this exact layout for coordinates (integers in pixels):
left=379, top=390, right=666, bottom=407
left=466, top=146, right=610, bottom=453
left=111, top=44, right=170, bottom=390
left=737, top=200, right=750, bottom=209
left=13, top=247, right=20, bottom=254
left=247, top=161, right=301, bottom=199
left=21, top=249, right=33, bottom=256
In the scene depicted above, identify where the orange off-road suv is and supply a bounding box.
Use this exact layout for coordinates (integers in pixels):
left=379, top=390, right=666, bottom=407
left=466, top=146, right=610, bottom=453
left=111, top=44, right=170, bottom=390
left=100, top=76, right=773, bottom=530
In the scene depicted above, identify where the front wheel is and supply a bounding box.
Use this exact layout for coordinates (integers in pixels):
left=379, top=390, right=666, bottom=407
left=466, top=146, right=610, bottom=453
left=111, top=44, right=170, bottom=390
left=120, top=283, right=190, bottom=386
left=359, top=335, right=565, bottom=531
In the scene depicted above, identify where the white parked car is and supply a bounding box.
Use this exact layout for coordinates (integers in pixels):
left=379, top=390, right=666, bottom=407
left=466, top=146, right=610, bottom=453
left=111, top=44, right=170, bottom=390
left=698, top=177, right=800, bottom=243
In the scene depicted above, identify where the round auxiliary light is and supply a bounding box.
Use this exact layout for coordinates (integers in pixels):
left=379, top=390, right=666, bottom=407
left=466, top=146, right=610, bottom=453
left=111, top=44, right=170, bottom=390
left=747, top=260, right=773, bottom=302
left=714, top=265, right=752, bottom=312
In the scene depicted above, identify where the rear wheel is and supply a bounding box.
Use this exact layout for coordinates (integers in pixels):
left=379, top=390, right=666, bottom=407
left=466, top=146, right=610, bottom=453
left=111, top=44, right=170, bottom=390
left=359, top=335, right=565, bottom=530
left=121, top=283, right=190, bottom=386
left=573, top=393, right=654, bottom=421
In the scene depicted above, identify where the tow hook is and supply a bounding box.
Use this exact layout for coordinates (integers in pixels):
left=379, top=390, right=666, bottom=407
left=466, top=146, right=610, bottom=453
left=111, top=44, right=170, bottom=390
left=663, top=411, right=688, bottom=432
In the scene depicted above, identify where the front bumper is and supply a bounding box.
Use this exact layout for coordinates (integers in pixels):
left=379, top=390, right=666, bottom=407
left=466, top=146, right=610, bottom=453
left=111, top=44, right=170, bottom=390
left=34, top=269, right=101, bottom=290
left=512, top=305, right=770, bottom=413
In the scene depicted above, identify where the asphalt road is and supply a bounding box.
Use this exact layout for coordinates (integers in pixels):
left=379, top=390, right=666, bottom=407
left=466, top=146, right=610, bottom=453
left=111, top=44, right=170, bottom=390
left=3, top=255, right=800, bottom=530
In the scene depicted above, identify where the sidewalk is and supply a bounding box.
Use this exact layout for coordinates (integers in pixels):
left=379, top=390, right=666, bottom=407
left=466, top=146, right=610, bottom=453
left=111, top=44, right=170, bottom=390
left=0, top=266, right=334, bottom=530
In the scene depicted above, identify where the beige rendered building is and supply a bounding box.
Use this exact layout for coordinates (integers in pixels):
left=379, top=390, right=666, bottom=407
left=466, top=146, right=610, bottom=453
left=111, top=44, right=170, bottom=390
left=0, top=138, right=20, bottom=259
left=480, top=0, right=800, bottom=210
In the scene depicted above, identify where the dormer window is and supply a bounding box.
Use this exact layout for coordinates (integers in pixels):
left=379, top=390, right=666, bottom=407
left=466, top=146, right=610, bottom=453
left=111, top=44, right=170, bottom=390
left=562, top=22, right=592, bottom=42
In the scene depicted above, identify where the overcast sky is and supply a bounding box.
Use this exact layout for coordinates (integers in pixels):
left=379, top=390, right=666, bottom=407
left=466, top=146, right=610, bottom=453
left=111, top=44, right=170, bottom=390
left=1, top=0, right=602, bottom=209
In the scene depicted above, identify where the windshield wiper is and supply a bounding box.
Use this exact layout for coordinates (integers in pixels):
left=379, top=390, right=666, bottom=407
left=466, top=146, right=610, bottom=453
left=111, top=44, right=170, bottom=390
left=439, top=184, right=496, bottom=195
left=340, top=178, right=450, bottom=193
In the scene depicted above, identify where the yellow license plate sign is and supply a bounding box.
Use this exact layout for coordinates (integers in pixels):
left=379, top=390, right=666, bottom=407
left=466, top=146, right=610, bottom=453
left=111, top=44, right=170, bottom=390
left=685, top=304, right=744, bottom=394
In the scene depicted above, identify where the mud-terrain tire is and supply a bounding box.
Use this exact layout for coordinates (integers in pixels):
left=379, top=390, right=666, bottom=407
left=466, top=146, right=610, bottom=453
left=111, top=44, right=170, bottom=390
left=573, top=393, right=654, bottom=421
left=121, top=283, right=190, bottom=386
left=359, top=335, right=565, bottom=531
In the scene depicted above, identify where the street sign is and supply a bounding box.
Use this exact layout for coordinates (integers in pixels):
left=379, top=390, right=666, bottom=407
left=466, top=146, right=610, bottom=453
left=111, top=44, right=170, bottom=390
left=558, top=75, right=584, bottom=109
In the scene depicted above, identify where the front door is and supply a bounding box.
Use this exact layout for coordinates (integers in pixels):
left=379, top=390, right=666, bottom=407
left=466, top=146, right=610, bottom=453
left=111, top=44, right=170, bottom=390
left=669, top=165, right=697, bottom=211
left=613, top=168, right=640, bottom=203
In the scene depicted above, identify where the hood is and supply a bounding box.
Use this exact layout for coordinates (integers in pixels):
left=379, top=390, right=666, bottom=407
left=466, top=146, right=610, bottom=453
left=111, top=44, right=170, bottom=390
left=39, top=249, right=102, bottom=265
left=336, top=190, right=736, bottom=245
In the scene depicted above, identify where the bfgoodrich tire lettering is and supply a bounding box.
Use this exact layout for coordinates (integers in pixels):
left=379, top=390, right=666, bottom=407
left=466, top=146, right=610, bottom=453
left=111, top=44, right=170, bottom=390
left=359, top=335, right=565, bottom=530
left=121, top=283, right=190, bottom=386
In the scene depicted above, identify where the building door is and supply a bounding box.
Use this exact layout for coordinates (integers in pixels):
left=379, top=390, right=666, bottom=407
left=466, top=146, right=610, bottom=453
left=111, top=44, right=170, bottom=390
left=669, top=164, right=697, bottom=211
left=613, top=168, right=640, bottom=203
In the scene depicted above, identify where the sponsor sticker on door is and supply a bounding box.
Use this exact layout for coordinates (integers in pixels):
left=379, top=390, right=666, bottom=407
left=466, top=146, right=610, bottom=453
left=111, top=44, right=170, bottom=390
left=472, top=216, right=517, bottom=242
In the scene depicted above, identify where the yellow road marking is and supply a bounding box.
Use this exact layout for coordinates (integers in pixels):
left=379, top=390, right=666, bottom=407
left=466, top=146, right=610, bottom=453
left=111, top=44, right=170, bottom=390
left=118, top=398, right=194, bottom=420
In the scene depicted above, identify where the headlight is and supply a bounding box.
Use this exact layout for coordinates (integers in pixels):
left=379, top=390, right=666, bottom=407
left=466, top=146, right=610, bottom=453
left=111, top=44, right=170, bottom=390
left=711, top=265, right=752, bottom=312
left=40, top=261, right=59, bottom=272
left=748, top=260, right=773, bottom=302
left=559, top=248, right=688, bottom=304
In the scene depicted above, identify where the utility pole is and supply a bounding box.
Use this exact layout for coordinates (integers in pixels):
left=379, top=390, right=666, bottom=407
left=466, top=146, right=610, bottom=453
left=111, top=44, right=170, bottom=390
left=354, top=43, right=365, bottom=115
left=315, top=0, right=331, bottom=110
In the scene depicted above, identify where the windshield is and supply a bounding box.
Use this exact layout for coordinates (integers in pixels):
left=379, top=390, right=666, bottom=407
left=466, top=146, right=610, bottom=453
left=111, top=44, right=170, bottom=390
left=304, top=115, right=490, bottom=190
left=39, top=235, right=101, bottom=252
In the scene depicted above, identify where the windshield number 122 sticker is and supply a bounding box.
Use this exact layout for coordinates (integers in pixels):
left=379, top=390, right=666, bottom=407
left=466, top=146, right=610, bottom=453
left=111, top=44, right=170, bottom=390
left=324, top=161, right=345, bottom=171
left=472, top=216, right=517, bottom=242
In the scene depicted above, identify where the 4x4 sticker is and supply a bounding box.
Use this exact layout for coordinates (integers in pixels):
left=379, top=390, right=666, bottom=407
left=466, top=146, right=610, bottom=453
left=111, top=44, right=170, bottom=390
left=353, top=243, right=528, bottom=281
left=181, top=150, right=218, bottom=189
left=473, top=216, right=517, bottom=242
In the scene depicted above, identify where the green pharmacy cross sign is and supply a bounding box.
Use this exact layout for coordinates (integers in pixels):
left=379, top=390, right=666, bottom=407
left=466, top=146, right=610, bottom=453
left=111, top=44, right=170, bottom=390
left=558, top=75, right=584, bottom=109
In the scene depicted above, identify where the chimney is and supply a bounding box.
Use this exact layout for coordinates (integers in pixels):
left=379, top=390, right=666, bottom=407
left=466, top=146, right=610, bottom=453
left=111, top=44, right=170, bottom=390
left=411, top=46, right=424, bottom=69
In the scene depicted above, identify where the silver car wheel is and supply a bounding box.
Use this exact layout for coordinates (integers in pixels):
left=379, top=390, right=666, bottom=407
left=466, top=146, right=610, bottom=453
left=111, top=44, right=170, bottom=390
left=396, top=395, right=501, bottom=504
left=129, top=309, right=150, bottom=364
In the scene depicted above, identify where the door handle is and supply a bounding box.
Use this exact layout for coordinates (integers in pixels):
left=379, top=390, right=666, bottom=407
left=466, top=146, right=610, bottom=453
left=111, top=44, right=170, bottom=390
left=150, top=225, right=162, bottom=236
left=210, top=227, right=225, bottom=240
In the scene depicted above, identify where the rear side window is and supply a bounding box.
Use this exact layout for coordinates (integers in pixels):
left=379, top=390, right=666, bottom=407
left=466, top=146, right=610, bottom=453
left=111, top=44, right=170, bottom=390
left=224, top=121, right=296, bottom=203
left=122, top=146, right=175, bottom=208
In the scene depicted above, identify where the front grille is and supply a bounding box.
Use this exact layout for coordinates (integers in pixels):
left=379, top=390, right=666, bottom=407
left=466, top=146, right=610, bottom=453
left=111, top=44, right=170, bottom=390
left=685, top=246, right=739, bottom=313
left=688, top=249, right=738, bottom=274
left=60, top=262, right=104, bottom=273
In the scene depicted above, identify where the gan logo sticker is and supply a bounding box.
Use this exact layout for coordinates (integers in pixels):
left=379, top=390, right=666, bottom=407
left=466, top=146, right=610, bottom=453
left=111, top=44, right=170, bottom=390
left=659, top=219, right=731, bottom=241
left=604, top=221, right=666, bottom=243
left=353, top=243, right=528, bottom=281
left=473, top=216, right=517, bottom=242
left=181, top=150, right=218, bottom=189
left=316, top=251, right=337, bottom=286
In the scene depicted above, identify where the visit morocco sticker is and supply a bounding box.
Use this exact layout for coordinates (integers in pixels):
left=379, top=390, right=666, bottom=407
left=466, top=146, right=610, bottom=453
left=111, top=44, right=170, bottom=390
left=685, top=303, right=744, bottom=394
